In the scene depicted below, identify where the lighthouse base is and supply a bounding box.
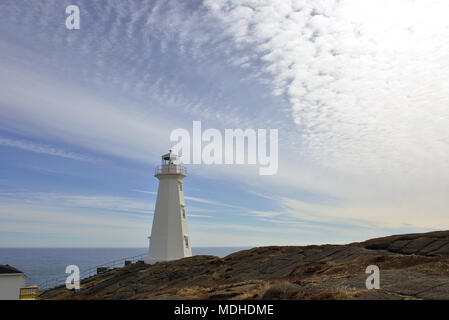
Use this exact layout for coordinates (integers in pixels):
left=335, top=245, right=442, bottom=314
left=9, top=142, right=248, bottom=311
left=144, top=256, right=190, bottom=265
left=144, top=258, right=160, bottom=265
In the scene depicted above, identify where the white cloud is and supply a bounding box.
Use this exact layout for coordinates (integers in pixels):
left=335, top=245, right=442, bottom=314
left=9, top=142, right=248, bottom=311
left=205, top=0, right=449, bottom=228
left=188, top=214, right=213, bottom=218
left=0, top=191, right=153, bottom=215
left=184, top=195, right=242, bottom=209
left=0, top=61, right=177, bottom=165
left=133, top=190, right=157, bottom=195
left=247, top=210, right=281, bottom=218
left=0, top=204, right=150, bottom=247
left=206, top=0, right=449, bottom=175
left=134, top=189, right=244, bottom=210
left=0, top=137, right=97, bottom=163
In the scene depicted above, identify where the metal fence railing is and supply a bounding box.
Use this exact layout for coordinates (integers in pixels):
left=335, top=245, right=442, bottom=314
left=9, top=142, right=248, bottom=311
left=155, top=164, right=187, bottom=175
left=37, top=253, right=148, bottom=292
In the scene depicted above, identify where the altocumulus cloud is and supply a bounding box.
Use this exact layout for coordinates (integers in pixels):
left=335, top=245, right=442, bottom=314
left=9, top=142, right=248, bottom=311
left=205, top=0, right=449, bottom=228
left=206, top=0, right=449, bottom=174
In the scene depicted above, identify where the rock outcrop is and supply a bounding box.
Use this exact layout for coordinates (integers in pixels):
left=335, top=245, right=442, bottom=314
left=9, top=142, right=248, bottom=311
left=41, top=230, right=449, bottom=300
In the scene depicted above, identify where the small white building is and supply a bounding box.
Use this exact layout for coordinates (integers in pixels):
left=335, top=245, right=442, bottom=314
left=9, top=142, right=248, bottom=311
left=146, top=150, right=192, bottom=264
left=0, top=265, right=26, bottom=300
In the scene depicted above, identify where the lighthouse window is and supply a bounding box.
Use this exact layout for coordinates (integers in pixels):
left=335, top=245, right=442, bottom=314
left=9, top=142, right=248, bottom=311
left=184, top=236, right=189, bottom=248
left=181, top=206, right=186, bottom=219
left=179, top=182, right=183, bottom=191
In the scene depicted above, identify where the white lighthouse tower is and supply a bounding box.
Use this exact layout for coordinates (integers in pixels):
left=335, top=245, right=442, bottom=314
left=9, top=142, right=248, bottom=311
left=145, top=150, right=192, bottom=264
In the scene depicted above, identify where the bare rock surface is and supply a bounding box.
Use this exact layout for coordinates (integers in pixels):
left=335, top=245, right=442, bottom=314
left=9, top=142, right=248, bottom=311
left=41, top=230, right=449, bottom=300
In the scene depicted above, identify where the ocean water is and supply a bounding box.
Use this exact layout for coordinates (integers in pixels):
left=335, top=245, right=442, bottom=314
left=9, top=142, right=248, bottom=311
left=0, top=247, right=248, bottom=287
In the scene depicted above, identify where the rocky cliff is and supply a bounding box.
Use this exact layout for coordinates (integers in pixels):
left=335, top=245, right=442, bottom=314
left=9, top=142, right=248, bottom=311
left=41, top=230, right=449, bottom=300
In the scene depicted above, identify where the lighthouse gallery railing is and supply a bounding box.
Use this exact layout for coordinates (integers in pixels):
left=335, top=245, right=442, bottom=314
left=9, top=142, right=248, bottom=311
left=154, top=164, right=187, bottom=175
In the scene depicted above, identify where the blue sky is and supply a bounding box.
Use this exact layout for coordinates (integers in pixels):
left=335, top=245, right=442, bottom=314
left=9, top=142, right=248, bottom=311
left=1, top=0, right=449, bottom=247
